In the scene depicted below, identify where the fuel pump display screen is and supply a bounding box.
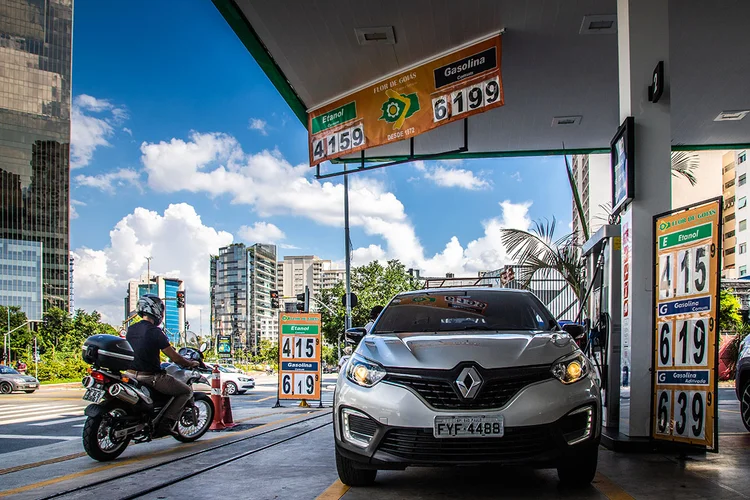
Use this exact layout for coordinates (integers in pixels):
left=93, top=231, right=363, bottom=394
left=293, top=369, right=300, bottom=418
left=652, top=198, right=722, bottom=451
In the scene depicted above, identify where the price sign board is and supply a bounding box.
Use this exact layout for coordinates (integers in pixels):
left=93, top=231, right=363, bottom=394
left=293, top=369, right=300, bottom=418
left=277, top=312, right=322, bottom=400
left=307, top=33, right=504, bottom=167
left=652, top=198, right=722, bottom=451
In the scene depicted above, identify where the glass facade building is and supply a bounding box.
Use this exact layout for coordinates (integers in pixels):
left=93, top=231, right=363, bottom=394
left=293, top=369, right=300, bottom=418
left=0, top=0, right=73, bottom=312
left=163, top=279, right=180, bottom=344
left=0, top=237, right=43, bottom=320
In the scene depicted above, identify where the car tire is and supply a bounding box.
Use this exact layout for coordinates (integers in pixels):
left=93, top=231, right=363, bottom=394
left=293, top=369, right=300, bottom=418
left=557, top=445, right=598, bottom=487
left=0, top=382, right=12, bottom=394
left=741, top=380, right=750, bottom=433
left=224, top=382, right=238, bottom=395
left=335, top=447, right=376, bottom=487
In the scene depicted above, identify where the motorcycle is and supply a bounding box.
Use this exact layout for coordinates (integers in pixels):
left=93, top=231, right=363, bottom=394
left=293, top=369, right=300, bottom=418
left=80, top=335, right=215, bottom=462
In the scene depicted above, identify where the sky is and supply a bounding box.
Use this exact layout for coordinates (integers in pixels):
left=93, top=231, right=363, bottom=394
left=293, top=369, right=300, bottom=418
left=70, top=1, right=573, bottom=331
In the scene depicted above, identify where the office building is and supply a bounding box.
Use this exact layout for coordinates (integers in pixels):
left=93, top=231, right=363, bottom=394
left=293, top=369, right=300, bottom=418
left=0, top=0, right=73, bottom=313
left=210, top=243, right=278, bottom=353
left=0, top=238, right=43, bottom=321
left=570, top=154, right=612, bottom=245
left=124, top=275, right=185, bottom=345
left=277, top=255, right=345, bottom=308
left=68, top=253, right=74, bottom=313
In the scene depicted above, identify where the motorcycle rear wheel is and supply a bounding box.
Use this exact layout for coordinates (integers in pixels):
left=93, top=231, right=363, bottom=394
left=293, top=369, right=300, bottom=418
left=174, top=392, right=214, bottom=443
left=82, top=406, right=131, bottom=461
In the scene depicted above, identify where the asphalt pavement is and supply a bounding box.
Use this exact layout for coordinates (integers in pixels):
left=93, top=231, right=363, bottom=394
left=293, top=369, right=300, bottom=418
left=0, top=373, right=338, bottom=455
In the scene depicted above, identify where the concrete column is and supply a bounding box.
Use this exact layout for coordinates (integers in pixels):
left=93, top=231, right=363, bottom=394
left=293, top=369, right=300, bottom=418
left=617, top=0, right=672, bottom=437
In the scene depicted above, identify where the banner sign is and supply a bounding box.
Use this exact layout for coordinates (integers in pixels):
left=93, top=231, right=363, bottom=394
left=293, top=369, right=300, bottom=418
left=277, top=312, right=322, bottom=400
left=307, top=34, right=504, bottom=167
left=217, top=335, right=232, bottom=354
left=652, top=198, right=722, bottom=451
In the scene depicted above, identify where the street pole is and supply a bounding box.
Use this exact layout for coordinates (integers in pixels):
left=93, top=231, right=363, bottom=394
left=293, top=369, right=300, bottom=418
left=343, top=164, right=352, bottom=335
left=6, top=307, right=10, bottom=365
left=34, top=336, right=38, bottom=379
left=145, top=256, right=152, bottom=292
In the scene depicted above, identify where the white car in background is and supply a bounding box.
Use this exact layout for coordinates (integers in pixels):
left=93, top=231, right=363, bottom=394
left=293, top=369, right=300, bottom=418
left=216, top=365, right=255, bottom=395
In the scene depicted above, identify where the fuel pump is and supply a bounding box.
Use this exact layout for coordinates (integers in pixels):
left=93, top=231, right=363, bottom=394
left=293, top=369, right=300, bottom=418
left=581, top=225, right=622, bottom=432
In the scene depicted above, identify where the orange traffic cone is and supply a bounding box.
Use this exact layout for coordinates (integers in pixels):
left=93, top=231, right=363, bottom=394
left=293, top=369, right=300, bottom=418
left=209, top=365, right=226, bottom=431
left=221, top=382, right=237, bottom=428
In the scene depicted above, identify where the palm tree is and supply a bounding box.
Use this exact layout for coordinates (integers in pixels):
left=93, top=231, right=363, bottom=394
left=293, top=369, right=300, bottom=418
left=671, top=151, right=700, bottom=186
left=499, top=218, right=586, bottom=303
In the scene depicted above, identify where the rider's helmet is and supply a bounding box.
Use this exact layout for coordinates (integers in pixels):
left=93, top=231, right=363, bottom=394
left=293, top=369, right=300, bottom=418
left=137, top=293, right=165, bottom=325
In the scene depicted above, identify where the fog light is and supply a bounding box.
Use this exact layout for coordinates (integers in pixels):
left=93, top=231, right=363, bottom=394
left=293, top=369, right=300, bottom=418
left=342, top=408, right=376, bottom=448
left=562, top=405, right=594, bottom=445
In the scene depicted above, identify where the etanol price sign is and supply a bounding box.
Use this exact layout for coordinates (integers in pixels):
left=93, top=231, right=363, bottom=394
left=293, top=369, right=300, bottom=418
left=307, top=33, right=504, bottom=167
left=652, top=198, right=722, bottom=451
left=277, top=313, right=322, bottom=400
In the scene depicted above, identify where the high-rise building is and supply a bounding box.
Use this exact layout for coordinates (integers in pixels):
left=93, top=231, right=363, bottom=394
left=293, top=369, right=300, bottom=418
left=124, top=275, right=185, bottom=345
left=729, top=150, right=750, bottom=279
left=210, top=243, right=278, bottom=353
left=0, top=0, right=73, bottom=313
left=68, top=253, right=74, bottom=313
left=277, top=255, right=345, bottom=308
left=570, top=154, right=612, bottom=244
left=723, top=151, right=738, bottom=279
left=0, top=238, right=43, bottom=321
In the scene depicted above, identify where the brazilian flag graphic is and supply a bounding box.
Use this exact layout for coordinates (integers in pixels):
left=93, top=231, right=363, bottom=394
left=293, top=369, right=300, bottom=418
left=379, top=89, right=420, bottom=130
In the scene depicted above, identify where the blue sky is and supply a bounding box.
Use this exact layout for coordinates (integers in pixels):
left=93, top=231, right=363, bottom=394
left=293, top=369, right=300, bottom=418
left=70, top=1, right=573, bottom=327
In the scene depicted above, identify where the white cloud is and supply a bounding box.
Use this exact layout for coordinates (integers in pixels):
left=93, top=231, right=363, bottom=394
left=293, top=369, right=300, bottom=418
left=424, top=165, right=491, bottom=190
left=70, top=94, right=129, bottom=169
left=123, top=127, right=133, bottom=136
left=72, top=203, right=234, bottom=328
left=238, top=222, right=285, bottom=244
left=75, top=168, right=140, bottom=193
left=248, top=118, right=268, bottom=135
left=70, top=199, right=86, bottom=220
left=511, top=171, right=522, bottom=182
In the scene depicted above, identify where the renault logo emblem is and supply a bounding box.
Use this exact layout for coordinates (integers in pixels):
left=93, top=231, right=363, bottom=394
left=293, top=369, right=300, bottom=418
left=455, top=367, right=482, bottom=399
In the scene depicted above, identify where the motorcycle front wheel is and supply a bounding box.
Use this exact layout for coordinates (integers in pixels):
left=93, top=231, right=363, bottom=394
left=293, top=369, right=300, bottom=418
left=82, top=405, right=131, bottom=461
left=174, top=392, right=214, bottom=443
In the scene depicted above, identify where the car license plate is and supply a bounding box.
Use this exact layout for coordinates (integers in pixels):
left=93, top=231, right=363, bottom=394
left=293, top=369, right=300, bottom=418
left=434, top=415, right=504, bottom=438
left=83, top=388, right=105, bottom=403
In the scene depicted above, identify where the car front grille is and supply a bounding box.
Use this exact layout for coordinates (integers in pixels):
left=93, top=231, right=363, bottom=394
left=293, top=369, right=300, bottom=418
left=377, top=425, right=556, bottom=463
left=386, top=365, right=552, bottom=410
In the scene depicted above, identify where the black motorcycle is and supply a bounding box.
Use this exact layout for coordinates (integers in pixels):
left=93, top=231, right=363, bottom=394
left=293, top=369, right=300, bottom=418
left=80, top=334, right=215, bottom=461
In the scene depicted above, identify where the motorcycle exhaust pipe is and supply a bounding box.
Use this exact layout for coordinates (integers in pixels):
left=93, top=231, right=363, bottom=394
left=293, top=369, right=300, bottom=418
left=82, top=376, right=95, bottom=388
left=108, top=383, right=139, bottom=405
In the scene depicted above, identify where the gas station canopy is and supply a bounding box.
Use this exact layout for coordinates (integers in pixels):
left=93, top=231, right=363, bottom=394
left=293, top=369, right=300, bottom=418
left=214, top=0, right=750, bottom=163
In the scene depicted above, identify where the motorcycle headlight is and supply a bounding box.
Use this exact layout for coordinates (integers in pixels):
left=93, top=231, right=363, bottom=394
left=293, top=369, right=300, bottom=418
left=551, top=352, right=590, bottom=384
left=345, top=354, right=386, bottom=388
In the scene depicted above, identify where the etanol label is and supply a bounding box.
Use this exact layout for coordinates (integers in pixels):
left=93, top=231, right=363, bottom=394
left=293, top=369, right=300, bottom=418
left=659, top=223, right=712, bottom=249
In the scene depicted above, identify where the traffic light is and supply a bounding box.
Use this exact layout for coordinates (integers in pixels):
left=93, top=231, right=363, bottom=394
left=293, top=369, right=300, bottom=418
left=176, top=290, right=185, bottom=308
left=270, top=290, right=280, bottom=309
left=296, top=285, right=310, bottom=312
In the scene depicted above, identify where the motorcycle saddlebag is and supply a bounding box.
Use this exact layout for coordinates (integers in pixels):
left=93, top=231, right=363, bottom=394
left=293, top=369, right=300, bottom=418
left=82, top=335, right=134, bottom=372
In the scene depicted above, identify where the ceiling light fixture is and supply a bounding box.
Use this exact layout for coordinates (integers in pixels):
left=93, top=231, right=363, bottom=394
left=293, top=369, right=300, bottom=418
left=579, top=15, right=617, bottom=35
left=552, top=116, right=582, bottom=127
left=355, top=26, right=396, bottom=46
left=714, top=110, right=749, bottom=122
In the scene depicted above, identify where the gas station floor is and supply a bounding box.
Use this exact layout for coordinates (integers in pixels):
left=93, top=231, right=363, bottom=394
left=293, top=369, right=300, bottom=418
left=0, top=388, right=747, bottom=500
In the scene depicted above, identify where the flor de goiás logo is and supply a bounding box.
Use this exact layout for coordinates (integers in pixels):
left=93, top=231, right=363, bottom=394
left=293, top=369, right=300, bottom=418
left=379, top=89, right=420, bottom=130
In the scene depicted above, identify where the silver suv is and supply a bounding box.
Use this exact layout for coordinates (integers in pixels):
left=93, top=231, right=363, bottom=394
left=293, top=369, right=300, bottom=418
left=333, top=288, right=601, bottom=487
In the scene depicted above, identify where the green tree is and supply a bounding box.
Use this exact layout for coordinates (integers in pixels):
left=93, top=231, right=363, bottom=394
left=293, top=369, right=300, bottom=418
left=318, top=259, right=421, bottom=353
left=719, top=289, right=742, bottom=333
left=38, top=307, right=73, bottom=353
left=257, top=339, right=279, bottom=367
left=1, top=305, right=31, bottom=362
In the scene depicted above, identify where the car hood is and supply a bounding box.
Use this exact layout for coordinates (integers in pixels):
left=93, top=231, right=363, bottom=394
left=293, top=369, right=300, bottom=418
left=355, top=331, right=578, bottom=370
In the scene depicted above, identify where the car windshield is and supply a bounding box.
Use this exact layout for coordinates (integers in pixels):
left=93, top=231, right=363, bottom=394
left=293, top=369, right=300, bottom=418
left=0, top=366, right=20, bottom=375
left=372, top=290, right=558, bottom=333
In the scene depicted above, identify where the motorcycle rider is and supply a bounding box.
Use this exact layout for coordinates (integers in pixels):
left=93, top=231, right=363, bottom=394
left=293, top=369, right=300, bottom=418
left=126, top=294, right=198, bottom=435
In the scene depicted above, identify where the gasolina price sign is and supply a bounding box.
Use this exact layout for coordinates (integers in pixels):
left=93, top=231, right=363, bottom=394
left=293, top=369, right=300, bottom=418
left=277, top=313, right=322, bottom=400
left=652, top=198, right=722, bottom=450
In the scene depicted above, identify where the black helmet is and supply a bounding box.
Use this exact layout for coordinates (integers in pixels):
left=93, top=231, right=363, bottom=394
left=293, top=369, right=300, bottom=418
left=137, top=294, right=165, bottom=325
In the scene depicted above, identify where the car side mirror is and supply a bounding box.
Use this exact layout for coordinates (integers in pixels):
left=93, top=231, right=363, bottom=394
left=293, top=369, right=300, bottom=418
left=562, top=323, right=586, bottom=340
left=199, top=342, right=208, bottom=353
left=345, top=327, right=367, bottom=346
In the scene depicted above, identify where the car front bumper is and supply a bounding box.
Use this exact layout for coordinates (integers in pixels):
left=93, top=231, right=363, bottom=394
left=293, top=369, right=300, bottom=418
left=11, top=381, right=39, bottom=391
left=334, top=374, right=601, bottom=468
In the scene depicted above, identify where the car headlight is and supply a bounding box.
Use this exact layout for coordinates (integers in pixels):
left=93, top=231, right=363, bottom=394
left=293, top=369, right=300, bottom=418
left=345, top=354, right=386, bottom=388
left=551, top=352, right=590, bottom=384
left=14, top=378, right=26, bottom=383
left=238, top=377, right=251, bottom=382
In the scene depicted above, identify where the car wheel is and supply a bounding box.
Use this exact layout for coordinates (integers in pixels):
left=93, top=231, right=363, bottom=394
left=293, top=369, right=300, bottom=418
left=335, top=447, right=376, bottom=486
left=0, top=382, right=12, bottom=394
left=557, top=445, right=598, bottom=487
left=741, top=380, right=750, bottom=432
left=224, top=382, right=238, bottom=395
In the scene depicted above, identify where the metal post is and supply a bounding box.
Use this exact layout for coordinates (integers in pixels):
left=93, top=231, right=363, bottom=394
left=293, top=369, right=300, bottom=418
left=5, top=307, right=9, bottom=364
left=146, top=256, right=152, bottom=289
left=344, top=164, right=352, bottom=333
left=34, top=336, right=38, bottom=380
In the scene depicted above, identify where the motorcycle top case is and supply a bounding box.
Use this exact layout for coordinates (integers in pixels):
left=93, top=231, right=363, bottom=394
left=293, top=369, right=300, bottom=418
left=82, top=334, right=134, bottom=372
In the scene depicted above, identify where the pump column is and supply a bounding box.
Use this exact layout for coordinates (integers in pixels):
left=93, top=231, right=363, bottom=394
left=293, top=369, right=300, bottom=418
left=616, top=0, right=672, bottom=438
